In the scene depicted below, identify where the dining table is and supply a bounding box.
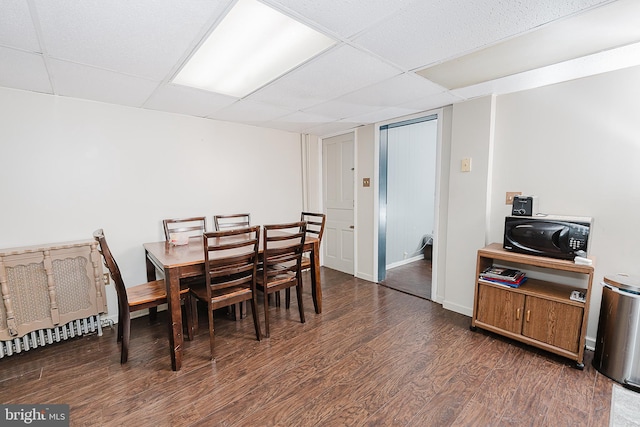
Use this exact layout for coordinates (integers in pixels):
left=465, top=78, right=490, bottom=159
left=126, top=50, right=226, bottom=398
left=143, top=232, right=321, bottom=371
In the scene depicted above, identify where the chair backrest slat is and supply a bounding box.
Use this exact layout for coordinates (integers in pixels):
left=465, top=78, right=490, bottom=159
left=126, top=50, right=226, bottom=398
left=301, top=212, right=326, bottom=241
left=163, top=217, right=206, bottom=241
left=204, top=226, right=260, bottom=295
left=213, top=213, right=250, bottom=231
left=262, top=221, right=306, bottom=277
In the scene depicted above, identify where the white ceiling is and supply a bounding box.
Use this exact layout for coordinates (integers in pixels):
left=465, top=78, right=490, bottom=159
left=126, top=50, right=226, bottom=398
left=2, top=0, right=639, bottom=136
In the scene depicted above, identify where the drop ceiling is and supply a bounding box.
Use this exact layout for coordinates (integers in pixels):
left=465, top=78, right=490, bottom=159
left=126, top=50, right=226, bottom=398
left=1, top=0, right=639, bottom=136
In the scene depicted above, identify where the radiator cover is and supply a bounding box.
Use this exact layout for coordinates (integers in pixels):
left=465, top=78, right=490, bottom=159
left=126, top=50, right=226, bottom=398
left=0, top=239, right=107, bottom=357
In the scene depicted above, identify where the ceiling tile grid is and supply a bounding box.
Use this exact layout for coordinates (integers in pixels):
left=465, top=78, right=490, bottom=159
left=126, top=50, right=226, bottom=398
left=0, top=0, right=637, bottom=136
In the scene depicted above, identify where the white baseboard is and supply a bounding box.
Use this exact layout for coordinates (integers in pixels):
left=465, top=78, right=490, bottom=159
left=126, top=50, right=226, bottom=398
left=442, top=300, right=473, bottom=317
left=386, top=255, right=424, bottom=270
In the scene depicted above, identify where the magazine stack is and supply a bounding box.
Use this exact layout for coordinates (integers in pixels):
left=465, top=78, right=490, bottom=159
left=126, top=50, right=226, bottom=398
left=479, top=266, right=527, bottom=288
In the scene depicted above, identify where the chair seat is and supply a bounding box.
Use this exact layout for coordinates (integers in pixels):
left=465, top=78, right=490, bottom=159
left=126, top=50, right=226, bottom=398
left=191, top=283, right=252, bottom=302
left=128, top=279, right=190, bottom=309
left=127, top=280, right=167, bottom=308
left=257, top=268, right=297, bottom=292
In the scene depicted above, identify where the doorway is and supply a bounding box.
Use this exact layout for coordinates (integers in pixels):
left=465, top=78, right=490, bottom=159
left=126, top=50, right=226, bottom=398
left=378, top=115, right=438, bottom=299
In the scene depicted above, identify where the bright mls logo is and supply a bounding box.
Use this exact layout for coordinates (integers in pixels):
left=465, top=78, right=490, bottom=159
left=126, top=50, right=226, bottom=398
left=1, top=405, right=69, bottom=426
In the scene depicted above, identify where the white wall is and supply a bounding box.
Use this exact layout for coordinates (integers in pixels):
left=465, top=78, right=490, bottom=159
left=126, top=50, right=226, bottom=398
left=444, top=65, right=640, bottom=347
left=489, top=65, right=640, bottom=345
left=443, top=96, right=496, bottom=315
left=355, top=125, right=376, bottom=281
left=0, top=88, right=303, bottom=321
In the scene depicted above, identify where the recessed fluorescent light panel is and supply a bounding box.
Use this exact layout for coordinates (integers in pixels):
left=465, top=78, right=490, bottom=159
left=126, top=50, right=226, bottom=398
left=416, top=0, right=640, bottom=90
left=173, top=0, right=336, bottom=97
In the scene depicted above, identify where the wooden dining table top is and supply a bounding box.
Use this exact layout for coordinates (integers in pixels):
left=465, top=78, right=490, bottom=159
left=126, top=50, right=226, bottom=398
left=143, top=233, right=318, bottom=268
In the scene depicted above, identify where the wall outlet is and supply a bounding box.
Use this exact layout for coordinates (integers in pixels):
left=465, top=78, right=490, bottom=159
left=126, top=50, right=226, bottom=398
left=506, top=191, right=522, bottom=204
left=103, top=273, right=110, bottom=285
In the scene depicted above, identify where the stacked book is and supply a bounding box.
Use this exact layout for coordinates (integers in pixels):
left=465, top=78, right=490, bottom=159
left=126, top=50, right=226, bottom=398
left=480, top=266, right=527, bottom=288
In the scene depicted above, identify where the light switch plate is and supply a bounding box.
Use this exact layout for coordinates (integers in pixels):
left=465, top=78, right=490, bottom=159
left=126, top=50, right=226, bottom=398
left=461, top=157, right=471, bottom=172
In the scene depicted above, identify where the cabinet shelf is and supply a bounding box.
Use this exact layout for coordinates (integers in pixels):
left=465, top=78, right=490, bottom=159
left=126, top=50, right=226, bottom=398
left=472, top=243, right=594, bottom=368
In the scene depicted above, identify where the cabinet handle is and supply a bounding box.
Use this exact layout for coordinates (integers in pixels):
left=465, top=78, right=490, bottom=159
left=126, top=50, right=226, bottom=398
left=526, top=310, right=531, bottom=322
left=516, top=308, right=520, bottom=320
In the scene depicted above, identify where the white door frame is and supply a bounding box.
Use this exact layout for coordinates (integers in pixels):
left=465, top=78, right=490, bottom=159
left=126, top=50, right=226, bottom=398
left=374, top=110, right=444, bottom=302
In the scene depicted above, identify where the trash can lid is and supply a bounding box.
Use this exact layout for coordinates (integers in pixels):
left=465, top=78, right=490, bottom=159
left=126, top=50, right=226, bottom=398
left=603, top=273, right=640, bottom=294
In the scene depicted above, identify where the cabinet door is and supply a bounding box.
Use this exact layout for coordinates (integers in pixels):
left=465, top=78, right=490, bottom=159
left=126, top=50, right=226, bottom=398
left=476, top=284, right=525, bottom=334
left=522, top=296, right=583, bottom=353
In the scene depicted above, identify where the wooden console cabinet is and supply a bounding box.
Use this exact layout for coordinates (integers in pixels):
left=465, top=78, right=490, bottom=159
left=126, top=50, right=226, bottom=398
left=471, top=243, right=594, bottom=368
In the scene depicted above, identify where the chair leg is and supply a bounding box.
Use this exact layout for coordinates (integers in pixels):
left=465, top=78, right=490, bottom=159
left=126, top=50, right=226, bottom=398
left=190, top=295, right=199, bottom=336
left=120, top=311, right=131, bottom=364
left=285, top=288, right=291, bottom=309
left=182, top=294, right=194, bottom=341
left=250, top=297, right=261, bottom=341
left=148, top=306, right=158, bottom=323
left=296, top=280, right=305, bottom=324
left=263, top=290, right=271, bottom=338
left=117, top=311, right=124, bottom=343
left=208, top=303, right=215, bottom=360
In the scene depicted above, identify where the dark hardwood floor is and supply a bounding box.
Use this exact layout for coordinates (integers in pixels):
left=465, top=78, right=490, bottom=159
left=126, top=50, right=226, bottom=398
left=0, top=267, right=614, bottom=426
left=381, top=258, right=432, bottom=300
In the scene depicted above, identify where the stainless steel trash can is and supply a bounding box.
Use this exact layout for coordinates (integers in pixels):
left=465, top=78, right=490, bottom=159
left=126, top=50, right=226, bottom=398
left=593, top=274, right=640, bottom=391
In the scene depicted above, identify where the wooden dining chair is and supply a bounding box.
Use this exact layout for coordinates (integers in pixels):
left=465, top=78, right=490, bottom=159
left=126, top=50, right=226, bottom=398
left=213, top=213, right=251, bottom=231
left=162, top=216, right=207, bottom=336
left=189, top=226, right=262, bottom=359
left=163, top=216, right=207, bottom=241
left=286, top=212, right=326, bottom=309
left=93, top=229, right=191, bottom=364
left=257, top=221, right=306, bottom=338
left=213, top=214, right=251, bottom=319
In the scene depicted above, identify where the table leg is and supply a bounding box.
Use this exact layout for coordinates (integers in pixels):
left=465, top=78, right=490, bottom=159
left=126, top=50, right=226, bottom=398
left=310, top=240, right=322, bottom=314
left=165, top=267, right=183, bottom=371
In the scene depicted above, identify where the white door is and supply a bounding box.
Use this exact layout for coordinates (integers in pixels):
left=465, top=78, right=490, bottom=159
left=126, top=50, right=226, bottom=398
left=322, top=132, right=354, bottom=274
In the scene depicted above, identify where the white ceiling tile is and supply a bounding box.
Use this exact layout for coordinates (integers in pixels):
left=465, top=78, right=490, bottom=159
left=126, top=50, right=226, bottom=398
left=303, top=74, right=445, bottom=118
left=208, top=99, right=295, bottom=123
left=48, top=59, right=159, bottom=107
left=354, top=0, right=611, bottom=70
left=267, top=0, right=414, bottom=38
left=0, top=1, right=41, bottom=52
left=144, top=84, right=237, bottom=118
left=345, top=106, right=422, bottom=124
left=339, top=74, right=445, bottom=106
left=0, top=47, right=51, bottom=93
left=399, top=91, right=466, bottom=111
left=247, top=44, right=402, bottom=109
left=305, top=120, right=364, bottom=137
left=268, top=111, right=341, bottom=132
left=33, top=0, right=231, bottom=80
left=302, top=99, right=380, bottom=121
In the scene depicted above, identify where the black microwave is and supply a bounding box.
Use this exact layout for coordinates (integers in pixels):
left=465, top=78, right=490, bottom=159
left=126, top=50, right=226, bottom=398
left=503, top=215, right=592, bottom=260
